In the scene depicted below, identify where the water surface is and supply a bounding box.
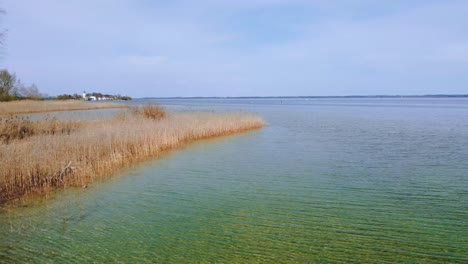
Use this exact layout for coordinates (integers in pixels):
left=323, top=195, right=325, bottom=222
left=1, top=98, right=467, bottom=262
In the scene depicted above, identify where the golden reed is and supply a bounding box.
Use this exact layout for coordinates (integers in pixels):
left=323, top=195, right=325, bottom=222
left=0, top=100, right=128, bottom=115
left=0, top=106, right=265, bottom=204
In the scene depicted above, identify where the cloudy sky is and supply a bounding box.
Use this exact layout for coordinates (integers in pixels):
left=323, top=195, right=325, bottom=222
left=1, top=0, right=467, bottom=97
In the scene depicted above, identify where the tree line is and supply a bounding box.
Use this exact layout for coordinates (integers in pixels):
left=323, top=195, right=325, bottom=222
left=57, top=92, right=132, bottom=101
left=0, top=69, right=42, bottom=101
left=0, top=69, right=132, bottom=102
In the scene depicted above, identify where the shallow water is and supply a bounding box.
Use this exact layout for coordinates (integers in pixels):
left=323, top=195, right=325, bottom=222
left=1, top=98, right=468, bottom=262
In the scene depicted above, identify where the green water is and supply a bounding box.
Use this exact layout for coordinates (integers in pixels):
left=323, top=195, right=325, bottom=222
left=1, top=98, right=467, bottom=263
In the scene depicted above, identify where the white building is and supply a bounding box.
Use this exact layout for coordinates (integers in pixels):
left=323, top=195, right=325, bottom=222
left=82, top=91, right=97, bottom=101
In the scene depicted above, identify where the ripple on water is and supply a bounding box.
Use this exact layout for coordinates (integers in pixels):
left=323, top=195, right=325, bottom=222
left=1, top=98, right=468, bottom=263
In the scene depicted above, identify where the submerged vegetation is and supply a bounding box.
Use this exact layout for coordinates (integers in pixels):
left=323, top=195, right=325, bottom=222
left=0, top=100, right=129, bottom=114
left=0, top=105, right=265, bottom=204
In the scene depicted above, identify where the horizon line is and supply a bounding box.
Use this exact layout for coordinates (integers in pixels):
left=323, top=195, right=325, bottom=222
left=136, top=94, right=468, bottom=99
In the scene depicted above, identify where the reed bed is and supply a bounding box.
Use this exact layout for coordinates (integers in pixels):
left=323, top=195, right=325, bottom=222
left=131, top=104, right=167, bottom=120
left=0, top=115, right=82, bottom=143
left=0, top=106, right=265, bottom=204
left=0, top=100, right=129, bottom=115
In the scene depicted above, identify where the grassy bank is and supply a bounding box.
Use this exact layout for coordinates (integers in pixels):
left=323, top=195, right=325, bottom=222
left=0, top=106, right=265, bottom=204
left=0, top=100, right=129, bottom=115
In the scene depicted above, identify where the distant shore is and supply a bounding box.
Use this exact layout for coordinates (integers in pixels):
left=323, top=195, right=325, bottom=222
left=139, top=94, right=468, bottom=100
left=0, top=104, right=265, bottom=205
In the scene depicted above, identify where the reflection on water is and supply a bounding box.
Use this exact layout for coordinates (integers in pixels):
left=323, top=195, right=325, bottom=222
left=1, top=98, right=468, bottom=262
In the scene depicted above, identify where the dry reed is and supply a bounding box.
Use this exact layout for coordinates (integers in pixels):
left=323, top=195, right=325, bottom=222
left=0, top=115, right=82, bottom=143
left=0, top=106, right=265, bottom=204
left=131, top=105, right=167, bottom=120
left=0, top=100, right=128, bottom=115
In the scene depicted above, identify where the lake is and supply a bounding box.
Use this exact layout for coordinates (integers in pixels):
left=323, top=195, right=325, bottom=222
left=1, top=98, right=467, bottom=262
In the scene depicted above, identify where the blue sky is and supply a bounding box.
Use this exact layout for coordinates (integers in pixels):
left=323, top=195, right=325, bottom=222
left=1, top=0, right=468, bottom=97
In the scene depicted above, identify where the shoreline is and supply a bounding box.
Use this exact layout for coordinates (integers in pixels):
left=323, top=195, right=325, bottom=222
left=138, top=94, right=468, bottom=100
left=0, top=106, right=265, bottom=205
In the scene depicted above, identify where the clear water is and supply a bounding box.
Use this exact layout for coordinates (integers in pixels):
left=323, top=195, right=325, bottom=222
left=1, top=98, right=467, bottom=263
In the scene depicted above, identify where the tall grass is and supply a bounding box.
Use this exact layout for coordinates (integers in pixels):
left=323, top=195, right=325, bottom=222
left=0, top=106, right=265, bottom=204
left=0, top=115, right=81, bottom=143
left=131, top=104, right=166, bottom=120
left=0, top=100, right=129, bottom=115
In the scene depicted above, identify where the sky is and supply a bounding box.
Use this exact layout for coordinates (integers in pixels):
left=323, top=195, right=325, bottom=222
left=1, top=0, right=468, bottom=97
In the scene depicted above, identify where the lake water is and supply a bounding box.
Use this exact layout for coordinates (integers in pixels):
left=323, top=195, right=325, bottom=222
left=1, top=98, right=467, bottom=262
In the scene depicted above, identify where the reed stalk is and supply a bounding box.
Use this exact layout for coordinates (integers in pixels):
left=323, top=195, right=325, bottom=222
left=0, top=100, right=128, bottom=115
left=0, top=106, right=265, bottom=204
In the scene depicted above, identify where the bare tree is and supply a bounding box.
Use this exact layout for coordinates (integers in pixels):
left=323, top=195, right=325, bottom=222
left=18, top=83, right=41, bottom=98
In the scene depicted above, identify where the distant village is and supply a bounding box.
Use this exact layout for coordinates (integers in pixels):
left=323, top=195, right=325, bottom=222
left=56, top=91, right=132, bottom=101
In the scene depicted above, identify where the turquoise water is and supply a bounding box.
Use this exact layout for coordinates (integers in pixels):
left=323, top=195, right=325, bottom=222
left=1, top=98, right=467, bottom=262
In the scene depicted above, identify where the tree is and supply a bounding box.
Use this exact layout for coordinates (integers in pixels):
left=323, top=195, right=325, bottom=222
left=56, top=93, right=82, bottom=100
left=17, top=83, right=41, bottom=98
left=0, top=69, right=44, bottom=101
left=0, top=69, right=16, bottom=96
